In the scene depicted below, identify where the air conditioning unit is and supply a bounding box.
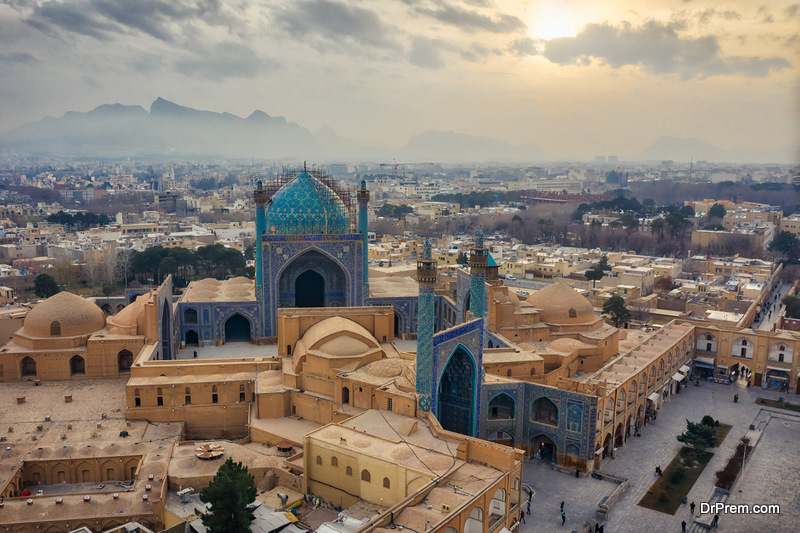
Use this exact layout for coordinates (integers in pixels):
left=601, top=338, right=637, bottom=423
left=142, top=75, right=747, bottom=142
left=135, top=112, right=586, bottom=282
left=441, top=504, right=451, bottom=512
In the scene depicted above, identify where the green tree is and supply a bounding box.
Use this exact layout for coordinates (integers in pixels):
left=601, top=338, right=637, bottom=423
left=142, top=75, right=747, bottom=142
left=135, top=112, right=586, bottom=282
left=708, top=203, right=726, bottom=220
left=597, top=255, right=610, bottom=271
left=199, top=458, right=257, bottom=533
left=33, top=273, right=60, bottom=298
left=456, top=251, right=468, bottom=265
left=677, top=419, right=717, bottom=451
left=585, top=267, right=604, bottom=288
left=782, top=295, right=800, bottom=319
left=603, top=295, right=631, bottom=327
left=768, top=231, right=799, bottom=262
left=244, top=244, right=255, bottom=261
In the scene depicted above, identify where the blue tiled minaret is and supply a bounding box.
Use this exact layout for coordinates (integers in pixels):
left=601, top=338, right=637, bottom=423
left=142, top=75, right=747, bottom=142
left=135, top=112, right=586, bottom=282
left=416, top=239, right=437, bottom=412
left=253, top=180, right=268, bottom=291
left=357, top=180, right=370, bottom=294
left=469, top=230, right=488, bottom=318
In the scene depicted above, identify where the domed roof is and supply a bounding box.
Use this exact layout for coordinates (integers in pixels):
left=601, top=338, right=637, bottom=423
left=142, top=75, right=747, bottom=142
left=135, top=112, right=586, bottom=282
left=266, top=172, right=350, bottom=235
left=302, top=316, right=380, bottom=353
left=527, top=284, right=595, bottom=324
left=548, top=338, right=588, bottom=353
left=24, top=292, right=106, bottom=337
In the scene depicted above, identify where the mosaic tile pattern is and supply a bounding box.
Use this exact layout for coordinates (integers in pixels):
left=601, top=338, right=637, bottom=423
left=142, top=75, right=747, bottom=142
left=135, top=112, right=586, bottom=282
left=265, top=172, right=351, bottom=235
left=416, top=287, right=435, bottom=412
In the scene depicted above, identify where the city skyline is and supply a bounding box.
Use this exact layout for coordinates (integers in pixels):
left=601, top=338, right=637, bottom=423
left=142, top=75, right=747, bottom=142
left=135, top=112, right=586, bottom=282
left=1, top=0, right=798, bottom=160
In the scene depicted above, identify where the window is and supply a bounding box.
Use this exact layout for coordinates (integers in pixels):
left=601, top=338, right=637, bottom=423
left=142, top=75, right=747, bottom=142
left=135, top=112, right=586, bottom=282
left=134, top=398, right=141, bottom=407
left=184, top=308, right=198, bottom=324
left=316, top=456, right=322, bottom=466
left=361, top=469, right=371, bottom=482
left=346, top=466, right=353, bottom=476
left=506, top=369, right=512, bottom=377
left=50, top=321, right=61, bottom=336
left=185, top=395, right=191, bottom=405
left=383, top=477, right=390, bottom=489
left=530, top=368, right=536, bottom=376
left=157, top=396, right=163, bottom=406
left=212, top=394, right=218, bottom=404
left=212, top=385, right=217, bottom=392
left=240, top=392, right=246, bottom=402
left=331, top=456, right=338, bottom=467
left=568, top=308, right=577, bottom=318
left=387, top=398, right=393, bottom=411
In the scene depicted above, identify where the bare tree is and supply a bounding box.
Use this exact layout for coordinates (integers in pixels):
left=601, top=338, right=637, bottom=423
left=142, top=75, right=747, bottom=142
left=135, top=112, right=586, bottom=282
left=629, top=298, right=652, bottom=324
left=101, top=247, right=119, bottom=286
left=52, top=249, right=79, bottom=291
left=82, top=253, right=103, bottom=296
left=116, top=247, right=134, bottom=290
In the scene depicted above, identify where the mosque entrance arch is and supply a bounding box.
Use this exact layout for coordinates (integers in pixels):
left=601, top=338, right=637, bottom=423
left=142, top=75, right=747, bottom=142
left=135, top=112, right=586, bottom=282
left=531, top=434, right=557, bottom=462
left=224, top=314, right=252, bottom=343
left=185, top=330, right=199, bottom=347
left=296, top=270, right=325, bottom=307
left=278, top=249, right=347, bottom=308
left=437, top=346, right=477, bottom=436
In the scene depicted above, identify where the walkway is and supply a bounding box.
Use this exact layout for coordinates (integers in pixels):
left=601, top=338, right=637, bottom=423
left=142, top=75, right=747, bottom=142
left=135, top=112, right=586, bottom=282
left=521, top=378, right=796, bottom=532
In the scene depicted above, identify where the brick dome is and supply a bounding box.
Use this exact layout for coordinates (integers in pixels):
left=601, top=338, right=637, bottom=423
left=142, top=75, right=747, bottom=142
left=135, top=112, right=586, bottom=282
left=23, top=291, right=106, bottom=337
left=527, top=283, right=595, bottom=324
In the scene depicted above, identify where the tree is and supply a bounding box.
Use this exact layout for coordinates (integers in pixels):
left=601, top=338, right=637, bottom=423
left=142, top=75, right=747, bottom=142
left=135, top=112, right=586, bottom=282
left=585, top=267, right=604, bottom=288
left=82, top=254, right=103, bottom=296
left=708, top=203, right=726, bottom=220
left=677, top=419, right=716, bottom=451
left=199, top=458, right=257, bottom=533
left=33, top=274, right=59, bottom=298
left=101, top=248, right=119, bottom=286
left=654, top=275, right=673, bottom=292
left=456, top=251, right=468, bottom=265
left=117, top=248, right=134, bottom=290
left=597, top=255, right=610, bottom=271
left=603, top=295, right=631, bottom=327
left=782, top=295, right=800, bottom=319
left=768, top=231, right=799, bottom=262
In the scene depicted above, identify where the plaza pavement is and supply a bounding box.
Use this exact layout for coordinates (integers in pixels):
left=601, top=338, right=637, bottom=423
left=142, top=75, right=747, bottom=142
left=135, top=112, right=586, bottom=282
left=522, top=377, right=798, bottom=533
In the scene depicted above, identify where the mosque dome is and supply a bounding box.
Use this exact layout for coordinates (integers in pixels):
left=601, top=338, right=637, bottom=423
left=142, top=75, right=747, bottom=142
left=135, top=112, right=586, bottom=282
left=527, top=283, right=595, bottom=324
left=24, top=291, right=106, bottom=337
left=266, top=172, right=350, bottom=235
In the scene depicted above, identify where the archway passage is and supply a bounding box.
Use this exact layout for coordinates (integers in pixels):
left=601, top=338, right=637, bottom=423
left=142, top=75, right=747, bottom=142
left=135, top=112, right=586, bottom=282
left=296, top=270, right=325, bottom=307
left=394, top=312, right=400, bottom=337
left=531, top=434, right=557, bottom=462
left=21, top=356, right=36, bottom=377
left=118, top=350, right=134, bottom=373
left=224, top=314, right=252, bottom=343
left=278, top=250, right=347, bottom=308
left=70, top=355, right=85, bottom=376
left=437, top=347, right=476, bottom=436
left=185, top=330, right=199, bottom=347
left=161, top=299, right=171, bottom=360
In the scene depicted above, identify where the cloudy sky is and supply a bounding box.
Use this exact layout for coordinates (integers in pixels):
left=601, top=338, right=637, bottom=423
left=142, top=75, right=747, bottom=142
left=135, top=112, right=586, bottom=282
left=1, top=0, right=798, bottom=158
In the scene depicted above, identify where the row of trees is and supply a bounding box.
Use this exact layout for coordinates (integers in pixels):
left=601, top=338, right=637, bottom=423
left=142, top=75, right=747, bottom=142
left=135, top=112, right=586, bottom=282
left=46, top=211, right=112, bottom=230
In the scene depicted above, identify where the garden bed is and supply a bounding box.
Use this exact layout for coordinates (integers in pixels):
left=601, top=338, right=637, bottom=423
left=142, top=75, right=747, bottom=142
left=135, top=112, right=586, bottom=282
left=638, top=447, right=714, bottom=515
left=715, top=437, right=754, bottom=491
left=712, top=423, right=732, bottom=445
left=755, top=397, right=800, bottom=413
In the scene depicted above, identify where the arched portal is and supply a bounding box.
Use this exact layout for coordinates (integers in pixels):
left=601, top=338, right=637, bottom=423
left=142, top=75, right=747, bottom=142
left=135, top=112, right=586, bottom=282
left=70, top=355, right=85, bottom=376
left=489, top=430, right=514, bottom=447
left=278, top=250, right=348, bottom=308
left=224, top=314, right=252, bottom=343
left=394, top=312, right=401, bottom=337
left=161, top=299, right=171, bottom=360
left=118, top=350, right=133, bottom=373
left=21, top=356, right=36, bottom=377
left=185, top=330, right=199, bottom=347
left=342, top=387, right=350, bottom=405
left=488, top=393, right=515, bottom=420
left=437, top=346, right=476, bottom=436
left=296, top=270, right=325, bottom=307
left=531, top=434, right=557, bottom=462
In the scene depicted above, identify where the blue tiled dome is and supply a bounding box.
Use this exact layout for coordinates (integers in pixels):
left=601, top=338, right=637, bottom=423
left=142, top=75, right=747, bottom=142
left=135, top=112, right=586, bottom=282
left=266, top=172, right=350, bottom=235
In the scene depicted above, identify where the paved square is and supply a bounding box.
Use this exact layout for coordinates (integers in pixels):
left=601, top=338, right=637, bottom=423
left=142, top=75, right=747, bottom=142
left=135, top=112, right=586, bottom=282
left=522, top=380, right=799, bottom=533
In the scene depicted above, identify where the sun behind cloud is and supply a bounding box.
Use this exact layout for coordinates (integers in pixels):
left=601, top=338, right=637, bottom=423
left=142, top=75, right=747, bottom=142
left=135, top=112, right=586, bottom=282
left=527, top=1, right=583, bottom=40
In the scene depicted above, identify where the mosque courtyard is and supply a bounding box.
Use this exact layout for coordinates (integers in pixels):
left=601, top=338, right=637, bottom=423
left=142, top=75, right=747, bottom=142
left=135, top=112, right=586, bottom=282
left=522, top=380, right=799, bottom=533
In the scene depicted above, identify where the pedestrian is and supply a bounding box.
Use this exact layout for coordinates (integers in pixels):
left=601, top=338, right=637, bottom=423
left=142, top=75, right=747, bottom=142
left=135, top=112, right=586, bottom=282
left=528, top=490, right=532, bottom=503
left=594, top=524, right=599, bottom=533
left=690, top=501, right=695, bottom=515
left=576, top=469, right=580, bottom=478
left=193, top=350, right=197, bottom=358
left=599, top=526, right=604, bottom=533
left=560, top=512, right=565, bottom=525
left=560, top=501, right=564, bottom=512
left=713, top=514, right=719, bottom=527
left=527, top=500, right=531, bottom=514
left=682, top=520, right=686, bottom=533
left=520, top=510, right=525, bottom=524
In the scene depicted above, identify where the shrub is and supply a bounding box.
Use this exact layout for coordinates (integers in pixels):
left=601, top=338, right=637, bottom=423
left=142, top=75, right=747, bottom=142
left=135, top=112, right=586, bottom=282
left=670, top=466, right=686, bottom=484
left=701, top=415, right=716, bottom=427
left=658, top=491, right=669, bottom=503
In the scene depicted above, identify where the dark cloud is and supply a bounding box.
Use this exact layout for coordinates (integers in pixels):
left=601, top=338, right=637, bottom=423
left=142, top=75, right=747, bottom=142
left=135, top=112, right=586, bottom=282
left=275, top=0, right=399, bottom=49
left=509, top=37, right=541, bottom=57
left=408, top=36, right=445, bottom=68
left=537, top=20, right=791, bottom=79
left=757, top=6, right=774, bottom=23
left=24, top=1, right=119, bottom=40
left=785, top=4, right=800, bottom=18
left=413, top=3, right=525, bottom=33
left=174, top=41, right=279, bottom=80
left=0, top=51, right=37, bottom=64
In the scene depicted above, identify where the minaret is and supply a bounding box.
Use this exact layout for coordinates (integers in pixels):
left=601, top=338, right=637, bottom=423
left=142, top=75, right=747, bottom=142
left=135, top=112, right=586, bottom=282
left=469, top=230, right=488, bottom=319
left=254, top=180, right=269, bottom=290
left=416, top=239, right=437, bottom=413
left=357, top=180, right=370, bottom=294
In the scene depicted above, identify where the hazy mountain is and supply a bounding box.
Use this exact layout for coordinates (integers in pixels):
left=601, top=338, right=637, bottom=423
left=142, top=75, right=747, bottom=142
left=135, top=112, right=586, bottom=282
left=403, top=130, right=549, bottom=163
left=636, top=136, right=796, bottom=164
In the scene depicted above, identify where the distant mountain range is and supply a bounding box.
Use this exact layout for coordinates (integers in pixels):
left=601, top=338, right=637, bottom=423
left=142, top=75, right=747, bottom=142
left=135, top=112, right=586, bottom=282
left=0, top=99, right=795, bottom=163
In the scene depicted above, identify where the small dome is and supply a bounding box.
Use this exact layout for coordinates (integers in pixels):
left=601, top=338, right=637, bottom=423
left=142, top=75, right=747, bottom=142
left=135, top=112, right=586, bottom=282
left=266, top=172, right=350, bottom=235
left=527, top=284, right=594, bottom=324
left=24, top=292, right=105, bottom=337
left=548, top=338, right=587, bottom=353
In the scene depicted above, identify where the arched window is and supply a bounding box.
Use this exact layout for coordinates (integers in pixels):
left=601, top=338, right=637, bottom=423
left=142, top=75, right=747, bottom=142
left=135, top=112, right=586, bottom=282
left=346, top=466, right=353, bottom=476
left=316, top=456, right=322, bottom=466
left=184, top=308, right=198, bottom=324
left=383, top=477, right=390, bottom=489
left=361, top=469, right=371, bottom=482
left=331, top=456, right=338, bottom=467
left=50, top=321, right=61, bottom=336
left=212, top=385, right=217, bottom=393
left=531, top=397, right=559, bottom=426
left=185, top=387, right=191, bottom=394
left=488, top=393, right=515, bottom=420
left=506, top=369, right=512, bottom=377
left=568, top=308, right=577, bottom=318
left=530, top=368, right=536, bottom=376
left=134, top=389, right=140, bottom=397
left=118, top=350, right=134, bottom=373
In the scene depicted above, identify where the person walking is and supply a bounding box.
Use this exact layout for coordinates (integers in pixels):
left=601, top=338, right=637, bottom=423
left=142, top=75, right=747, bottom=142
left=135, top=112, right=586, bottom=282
left=682, top=520, right=686, bottom=533
left=560, top=501, right=564, bottom=512
left=520, top=510, right=525, bottom=524
left=527, top=500, right=531, bottom=514
left=713, top=514, right=719, bottom=527
left=690, top=501, right=695, bottom=515
left=560, top=512, right=566, bottom=525
left=594, top=524, right=600, bottom=533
